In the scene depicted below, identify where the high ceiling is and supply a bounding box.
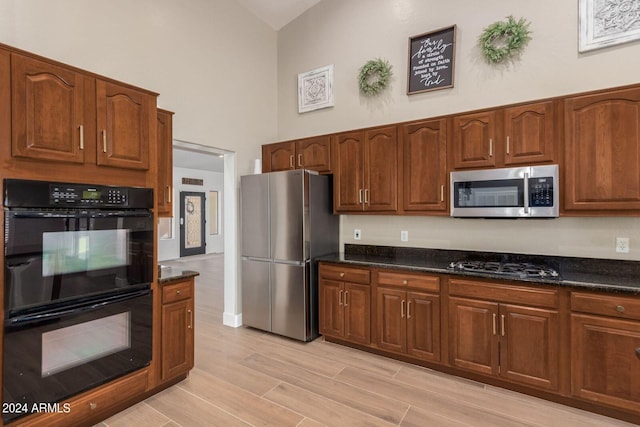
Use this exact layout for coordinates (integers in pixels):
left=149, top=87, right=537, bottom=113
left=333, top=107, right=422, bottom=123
left=235, top=0, right=321, bottom=30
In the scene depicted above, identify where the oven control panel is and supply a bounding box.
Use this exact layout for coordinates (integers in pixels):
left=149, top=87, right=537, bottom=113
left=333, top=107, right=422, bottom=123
left=3, top=179, right=153, bottom=209
left=528, top=177, right=554, bottom=207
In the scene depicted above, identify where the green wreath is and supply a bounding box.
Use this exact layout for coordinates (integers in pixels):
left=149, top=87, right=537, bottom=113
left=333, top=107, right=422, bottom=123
left=479, top=16, right=531, bottom=64
left=358, top=58, right=392, bottom=96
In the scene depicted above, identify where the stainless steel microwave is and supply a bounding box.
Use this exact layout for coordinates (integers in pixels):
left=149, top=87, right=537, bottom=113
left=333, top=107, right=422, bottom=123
left=450, top=165, right=559, bottom=218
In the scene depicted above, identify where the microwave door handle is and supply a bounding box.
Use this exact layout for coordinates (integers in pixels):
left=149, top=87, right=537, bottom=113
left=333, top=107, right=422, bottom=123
left=524, top=172, right=530, bottom=215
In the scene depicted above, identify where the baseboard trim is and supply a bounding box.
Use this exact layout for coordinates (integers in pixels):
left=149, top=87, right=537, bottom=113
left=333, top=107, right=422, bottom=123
left=223, top=312, right=242, bottom=328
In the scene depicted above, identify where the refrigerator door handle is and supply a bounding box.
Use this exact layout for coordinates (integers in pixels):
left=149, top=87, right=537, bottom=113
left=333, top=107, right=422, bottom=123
left=242, top=256, right=271, bottom=262
left=273, top=259, right=306, bottom=266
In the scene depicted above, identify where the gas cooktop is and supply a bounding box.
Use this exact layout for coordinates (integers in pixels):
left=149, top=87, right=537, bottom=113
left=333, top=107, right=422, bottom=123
left=448, top=260, right=560, bottom=279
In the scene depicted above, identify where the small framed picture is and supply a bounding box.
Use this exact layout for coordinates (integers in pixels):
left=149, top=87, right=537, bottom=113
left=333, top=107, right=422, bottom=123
left=407, top=25, right=456, bottom=95
left=579, top=0, right=640, bottom=52
left=298, top=65, right=334, bottom=113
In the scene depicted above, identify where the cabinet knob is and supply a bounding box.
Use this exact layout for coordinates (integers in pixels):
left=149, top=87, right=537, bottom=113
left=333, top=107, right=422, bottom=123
left=176, top=290, right=181, bottom=295
left=402, top=280, right=408, bottom=285
left=340, top=272, right=344, bottom=278
left=89, top=402, right=97, bottom=410
left=616, top=305, right=625, bottom=313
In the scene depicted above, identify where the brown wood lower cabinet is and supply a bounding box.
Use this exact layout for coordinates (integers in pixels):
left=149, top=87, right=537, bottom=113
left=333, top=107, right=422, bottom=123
left=376, top=271, right=440, bottom=362
left=448, top=279, right=559, bottom=391
left=571, top=292, right=640, bottom=412
left=161, top=279, right=195, bottom=381
left=319, top=264, right=371, bottom=345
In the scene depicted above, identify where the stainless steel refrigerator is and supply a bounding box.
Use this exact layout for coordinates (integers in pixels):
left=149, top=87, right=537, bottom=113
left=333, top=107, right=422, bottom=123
left=241, top=169, right=339, bottom=341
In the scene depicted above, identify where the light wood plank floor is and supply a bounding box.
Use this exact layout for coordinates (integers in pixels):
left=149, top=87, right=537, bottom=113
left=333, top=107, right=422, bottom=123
left=99, top=254, right=635, bottom=427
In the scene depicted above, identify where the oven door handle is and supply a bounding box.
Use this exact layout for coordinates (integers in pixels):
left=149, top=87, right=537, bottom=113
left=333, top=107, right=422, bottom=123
left=6, top=289, right=151, bottom=327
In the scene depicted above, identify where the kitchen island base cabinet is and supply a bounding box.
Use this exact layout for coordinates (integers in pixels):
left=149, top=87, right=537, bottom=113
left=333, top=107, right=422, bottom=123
left=319, top=264, right=371, bottom=345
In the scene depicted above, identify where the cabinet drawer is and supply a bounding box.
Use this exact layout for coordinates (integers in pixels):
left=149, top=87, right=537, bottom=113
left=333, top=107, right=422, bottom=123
left=162, top=280, right=194, bottom=304
left=19, top=369, right=148, bottom=427
left=319, top=264, right=370, bottom=284
left=377, top=271, right=440, bottom=292
left=449, top=278, right=558, bottom=308
left=572, top=292, right=640, bottom=321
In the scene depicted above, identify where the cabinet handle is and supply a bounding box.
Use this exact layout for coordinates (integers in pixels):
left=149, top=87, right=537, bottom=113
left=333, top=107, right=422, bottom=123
left=79, top=125, right=84, bottom=150
left=339, top=290, right=343, bottom=305
left=289, top=155, right=294, bottom=168
left=506, top=136, right=510, bottom=155
left=616, top=305, right=625, bottom=313
left=492, top=313, right=497, bottom=335
left=501, top=314, right=505, bottom=336
left=102, top=130, right=107, bottom=153
left=344, top=291, right=349, bottom=306
left=89, top=402, right=97, bottom=410
left=167, top=185, right=172, bottom=203
left=407, top=301, right=411, bottom=319
left=489, top=138, right=493, bottom=157
left=440, top=185, right=444, bottom=202
left=298, top=154, right=303, bottom=167
left=364, top=189, right=369, bottom=204
left=401, top=300, right=405, bottom=318
left=188, top=309, right=193, bottom=329
left=359, top=189, right=363, bottom=204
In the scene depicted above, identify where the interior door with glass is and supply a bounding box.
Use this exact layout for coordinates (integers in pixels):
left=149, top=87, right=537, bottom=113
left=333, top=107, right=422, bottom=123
left=180, top=192, right=206, bottom=257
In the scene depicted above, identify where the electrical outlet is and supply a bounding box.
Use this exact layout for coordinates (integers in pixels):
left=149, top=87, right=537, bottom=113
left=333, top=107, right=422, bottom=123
left=354, top=229, right=361, bottom=240
left=616, top=237, right=630, bottom=253
left=401, top=230, right=409, bottom=242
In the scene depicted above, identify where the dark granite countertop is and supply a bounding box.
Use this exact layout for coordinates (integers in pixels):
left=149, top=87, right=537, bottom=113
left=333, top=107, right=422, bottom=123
left=316, top=244, right=640, bottom=294
left=158, top=265, right=199, bottom=284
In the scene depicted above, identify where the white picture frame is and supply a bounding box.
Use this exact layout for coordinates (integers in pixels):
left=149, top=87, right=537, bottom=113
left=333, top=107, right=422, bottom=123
left=579, top=0, right=640, bottom=52
left=298, top=64, right=334, bottom=113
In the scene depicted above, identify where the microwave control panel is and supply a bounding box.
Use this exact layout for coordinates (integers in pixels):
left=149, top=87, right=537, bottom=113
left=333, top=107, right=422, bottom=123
left=529, top=177, right=554, bottom=207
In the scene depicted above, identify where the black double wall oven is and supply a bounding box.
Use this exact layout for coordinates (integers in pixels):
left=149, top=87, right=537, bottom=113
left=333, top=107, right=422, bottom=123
left=2, top=179, right=154, bottom=423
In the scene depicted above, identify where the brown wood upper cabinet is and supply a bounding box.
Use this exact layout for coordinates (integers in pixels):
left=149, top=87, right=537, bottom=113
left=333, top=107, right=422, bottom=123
left=333, top=126, right=398, bottom=213
left=564, top=87, right=640, bottom=212
left=400, top=118, right=448, bottom=213
left=157, top=109, right=174, bottom=217
left=11, top=52, right=155, bottom=171
left=451, top=101, right=556, bottom=170
left=448, top=278, right=560, bottom=392
left=262, top=135, right=331, bottom=173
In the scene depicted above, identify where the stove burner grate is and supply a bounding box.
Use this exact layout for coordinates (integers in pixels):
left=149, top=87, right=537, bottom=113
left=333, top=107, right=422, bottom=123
left=448, top=260, right=559, bottom=279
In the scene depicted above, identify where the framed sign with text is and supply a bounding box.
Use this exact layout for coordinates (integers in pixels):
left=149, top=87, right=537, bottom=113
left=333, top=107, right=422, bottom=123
left=407, top=25, right=456, bottom=95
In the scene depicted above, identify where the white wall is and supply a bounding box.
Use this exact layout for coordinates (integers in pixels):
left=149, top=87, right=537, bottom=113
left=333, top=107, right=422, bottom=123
left=278, top=0, right=640, bottom=260
left=159, top=167, right=224, bottom=261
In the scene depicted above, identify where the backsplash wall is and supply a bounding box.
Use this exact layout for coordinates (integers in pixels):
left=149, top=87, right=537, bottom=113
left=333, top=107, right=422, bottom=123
left=341, top=216, right=640, bottom=261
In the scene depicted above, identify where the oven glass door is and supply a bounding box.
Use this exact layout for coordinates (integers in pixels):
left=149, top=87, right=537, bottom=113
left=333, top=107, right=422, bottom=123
left=2, top=288, right=152, bottom=423
left=4, top=210, right=153, bottom=316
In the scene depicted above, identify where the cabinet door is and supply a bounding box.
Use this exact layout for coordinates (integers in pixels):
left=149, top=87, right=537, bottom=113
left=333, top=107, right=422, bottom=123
left=333, top=131, right=365, bottom=212
left=96, top=80, right=152, bottom=170
left=161, top=298, right=194, bottom=380
left=401, top=119, right=447, bottom=212
left=11, top=53, right=86, bottom=164
left=564, top=87, right=640, bottom=211
left=344, top=282, right=371, bottom=345
left=504, top=101, right=555, bottom=166
left=296, top=136, right=331, bottom=173
left=571, top=314, right=640, bottom=412
left=319, top=279, right=343, bottom=337
left=376, top=287, right=406, bottom=353
left=157, top=109, right=174, bottom=216
left=500, top=304, right=559, bottom=391
left=449, top=297, right=499, bottom=376
left=451, top=111, right=497, bottom=169
left=364, top=126, right=398, bottom=212
left=407, top=291, right=440, bottom=362
left=262, top=141, right=295, bottom=172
